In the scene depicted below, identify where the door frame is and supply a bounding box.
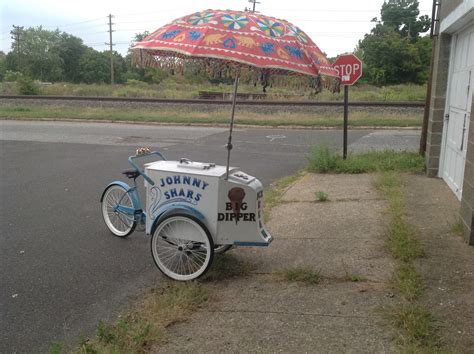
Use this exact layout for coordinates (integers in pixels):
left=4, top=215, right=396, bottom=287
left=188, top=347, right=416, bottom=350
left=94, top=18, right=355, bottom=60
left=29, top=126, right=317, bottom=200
left=439, top=23, right=473, bottom=199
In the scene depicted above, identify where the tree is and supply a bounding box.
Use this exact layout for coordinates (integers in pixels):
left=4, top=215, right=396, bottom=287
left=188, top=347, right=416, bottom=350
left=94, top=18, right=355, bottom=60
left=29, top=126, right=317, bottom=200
left=358, top=0, right=431, bottom=85
left=58, top=33, right=87, bottom=82
left=78, top=49, right=109, bottom=83
left=380, top=0, right=430, bottom=39
left=0, top=52, right=6, bottom=81
left=9, top=26, right=64, bottom=81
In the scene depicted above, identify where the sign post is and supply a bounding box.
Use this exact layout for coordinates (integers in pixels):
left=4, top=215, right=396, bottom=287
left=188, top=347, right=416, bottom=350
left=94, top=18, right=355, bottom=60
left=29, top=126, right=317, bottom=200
left=333, top=54, right=363, bottom=159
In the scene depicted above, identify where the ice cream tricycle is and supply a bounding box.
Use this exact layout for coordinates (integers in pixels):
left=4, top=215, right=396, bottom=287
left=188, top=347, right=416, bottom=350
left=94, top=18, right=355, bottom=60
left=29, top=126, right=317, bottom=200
left=101, top=148, right=272, bottom=281
left=101, top=9, right=339, bottom=281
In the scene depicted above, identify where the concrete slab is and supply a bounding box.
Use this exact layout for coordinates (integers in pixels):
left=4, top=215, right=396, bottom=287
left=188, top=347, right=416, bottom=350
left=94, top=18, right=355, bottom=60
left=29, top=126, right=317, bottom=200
left=401, top=174, right=474, bottom=352
left=150, top=171, right=398, bottom=352
left=268, top=199, right=387, bottom=241
left=282, top=173, right=380, bottom=202
left=156, top=279, right=396, bottom=353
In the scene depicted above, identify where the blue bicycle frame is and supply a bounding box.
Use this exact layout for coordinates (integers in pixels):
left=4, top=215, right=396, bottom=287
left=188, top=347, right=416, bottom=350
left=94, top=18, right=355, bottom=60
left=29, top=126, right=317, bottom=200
left=102, top=150, right=167, bottom=225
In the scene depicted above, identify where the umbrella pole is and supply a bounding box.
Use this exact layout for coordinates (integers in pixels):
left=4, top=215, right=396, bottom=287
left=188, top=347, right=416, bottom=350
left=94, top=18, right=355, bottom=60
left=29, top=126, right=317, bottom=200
left=225, top=72, right=240, bottom=180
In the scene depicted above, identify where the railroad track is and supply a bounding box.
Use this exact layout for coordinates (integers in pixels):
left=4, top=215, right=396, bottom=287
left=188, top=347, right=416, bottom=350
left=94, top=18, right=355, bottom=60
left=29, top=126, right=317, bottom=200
left=0, top=95, right=425, bottom=108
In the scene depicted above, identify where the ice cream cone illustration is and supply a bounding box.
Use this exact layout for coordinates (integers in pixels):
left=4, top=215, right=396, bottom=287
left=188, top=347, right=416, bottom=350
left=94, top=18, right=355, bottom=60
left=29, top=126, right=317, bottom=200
left=228, top=187, right=246, bottom=224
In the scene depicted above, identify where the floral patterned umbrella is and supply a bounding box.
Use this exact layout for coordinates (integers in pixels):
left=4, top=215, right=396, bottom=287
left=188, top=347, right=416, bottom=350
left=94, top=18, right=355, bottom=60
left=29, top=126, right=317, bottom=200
left=132, top=9, right=338, bottom=177
left=132, top=9, right=337, bottom=78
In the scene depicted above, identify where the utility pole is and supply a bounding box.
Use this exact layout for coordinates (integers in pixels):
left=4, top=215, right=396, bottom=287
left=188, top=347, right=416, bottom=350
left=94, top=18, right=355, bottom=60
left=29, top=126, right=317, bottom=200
left=11, top=25, right=24, bottom=72
left=106, top=14, right=115, bottom=85
left=248, top=0, right=260, bottom=13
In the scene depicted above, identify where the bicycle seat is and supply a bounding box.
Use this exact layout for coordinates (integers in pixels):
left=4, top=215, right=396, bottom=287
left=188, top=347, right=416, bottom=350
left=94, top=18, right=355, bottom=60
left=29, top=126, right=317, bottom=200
left=122, top=169, right=140, bottom=179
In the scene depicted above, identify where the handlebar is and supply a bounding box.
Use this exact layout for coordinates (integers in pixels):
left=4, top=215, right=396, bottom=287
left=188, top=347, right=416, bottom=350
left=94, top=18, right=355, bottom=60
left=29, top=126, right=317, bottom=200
left=128, top=150, right=166, bottom=186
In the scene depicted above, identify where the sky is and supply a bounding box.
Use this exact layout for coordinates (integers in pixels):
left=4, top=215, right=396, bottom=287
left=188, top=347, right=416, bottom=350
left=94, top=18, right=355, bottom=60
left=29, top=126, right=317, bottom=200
left=0, top=0, right=433, bottom=58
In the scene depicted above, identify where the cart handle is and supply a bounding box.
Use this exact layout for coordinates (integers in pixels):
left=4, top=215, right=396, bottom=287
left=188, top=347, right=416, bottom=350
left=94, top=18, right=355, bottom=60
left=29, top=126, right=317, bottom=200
left=128, top=150, right=166, bottom=186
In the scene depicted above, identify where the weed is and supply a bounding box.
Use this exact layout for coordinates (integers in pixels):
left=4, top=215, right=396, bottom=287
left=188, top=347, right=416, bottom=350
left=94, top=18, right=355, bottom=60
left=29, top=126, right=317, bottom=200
left=307, top=144, right=337, bottom=173
left=376, top=172, right=440, bottom=352
left=264, top=171, right=305, bottom=221
left=203, top=253, right=254, bottom=281
left=377, top=173, right=424, bottom=262
left=386, top=304, right=441, bottom=350
left=315, top=191, right=329, bottom=202
left=49, top=342, right=63, bottom=354
left=341, top=261, right=365, bottom=282
left=392, top=263, right=424, bottom=301
left=450, top=219, right=465, bottom=236
left=77, top=283, right=208, bottom=353
left=348, top=274, right=365, bottom=282
left=387, top=218, right=425, bottom=262
left=278, top=266, right=321, bottom=285
left=307, top=147, right=425, bottom=174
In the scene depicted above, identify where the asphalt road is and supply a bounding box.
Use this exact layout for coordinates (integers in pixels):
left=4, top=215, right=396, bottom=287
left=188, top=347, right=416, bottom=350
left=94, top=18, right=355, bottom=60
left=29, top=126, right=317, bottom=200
left=0, top=121, right=420, bottom=351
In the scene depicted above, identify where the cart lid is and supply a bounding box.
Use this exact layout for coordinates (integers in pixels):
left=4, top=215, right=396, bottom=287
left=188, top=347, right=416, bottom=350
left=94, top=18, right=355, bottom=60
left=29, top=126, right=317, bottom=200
left=145, top=159, right=238, bottom=177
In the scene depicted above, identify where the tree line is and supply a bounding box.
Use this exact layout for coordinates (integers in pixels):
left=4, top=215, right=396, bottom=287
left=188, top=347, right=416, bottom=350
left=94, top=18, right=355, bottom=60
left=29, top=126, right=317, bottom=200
left=0, top=0, right=432, bottom=88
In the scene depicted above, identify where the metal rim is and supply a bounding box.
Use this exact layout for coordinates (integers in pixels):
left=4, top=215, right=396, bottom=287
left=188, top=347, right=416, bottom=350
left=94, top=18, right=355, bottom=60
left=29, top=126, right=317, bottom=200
left=214, top=244, right=233, bottom=254
left=101, top=184, right=136, bottom=237
left=151, top=215, right=213, bottom=281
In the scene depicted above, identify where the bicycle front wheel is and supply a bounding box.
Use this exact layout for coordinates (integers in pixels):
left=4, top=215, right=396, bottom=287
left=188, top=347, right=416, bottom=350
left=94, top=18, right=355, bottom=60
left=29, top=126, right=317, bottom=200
left=101, top=184, right=137, bottom=237
left=151, top=214, right=214, bottom=281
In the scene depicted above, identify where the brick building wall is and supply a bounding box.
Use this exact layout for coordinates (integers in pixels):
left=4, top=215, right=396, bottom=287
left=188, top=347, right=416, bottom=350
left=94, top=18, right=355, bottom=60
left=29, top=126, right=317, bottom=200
left=425, top=0, right=473, bottom=245
left=425, top=33, right=451, bottom=177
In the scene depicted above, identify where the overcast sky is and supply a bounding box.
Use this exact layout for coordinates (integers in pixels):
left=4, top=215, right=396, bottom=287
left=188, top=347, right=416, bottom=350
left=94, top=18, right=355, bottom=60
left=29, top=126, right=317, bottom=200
left=0, top=0, right=433, bottom=57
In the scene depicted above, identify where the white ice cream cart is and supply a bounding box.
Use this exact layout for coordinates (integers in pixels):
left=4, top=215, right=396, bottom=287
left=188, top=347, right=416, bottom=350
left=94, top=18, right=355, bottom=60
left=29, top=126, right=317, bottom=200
left=101, top=150, right=272, bottom=281
left=101, top=9, right=339, bottom=281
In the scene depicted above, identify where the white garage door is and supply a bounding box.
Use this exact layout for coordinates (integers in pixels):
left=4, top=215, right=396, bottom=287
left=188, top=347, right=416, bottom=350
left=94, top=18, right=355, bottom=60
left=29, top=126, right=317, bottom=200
left=440, top=24, right=473, bottom=200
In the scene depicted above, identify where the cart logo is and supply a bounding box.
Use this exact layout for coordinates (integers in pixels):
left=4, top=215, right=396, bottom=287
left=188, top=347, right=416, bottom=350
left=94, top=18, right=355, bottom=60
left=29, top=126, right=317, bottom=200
left=218, top=187, right=256, bottom=224
left=153, top=175, right=208, bottom=209
left=148, top=186, right=162, bottom=219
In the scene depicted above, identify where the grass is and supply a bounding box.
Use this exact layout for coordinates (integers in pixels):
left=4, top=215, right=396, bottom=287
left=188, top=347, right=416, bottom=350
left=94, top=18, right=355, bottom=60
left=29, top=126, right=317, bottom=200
left=450, top=219, right=465, bottom=237
left=376, top=172, right=424, bottom=262
left=346, top=273, right=365, bottom=282
left=392, top=263, right=425, bottom=301
left=74, top=283, right=208, bottom=353
left=386, top=304, right=441, bottom=350
left=203, top=253, right=254, bottom=281
left=278, top=266, right=322, bottom=285
left=0, top=104, right=423, bottom=128
left=263, top=171, right=305, bottom=221
left=376, top=171, right=441, bottom=351
left=315, top=191, right=328, bottom=202
left=307, top=145, right=425, bottom=174
left=1, top=81, right=427, bottom=102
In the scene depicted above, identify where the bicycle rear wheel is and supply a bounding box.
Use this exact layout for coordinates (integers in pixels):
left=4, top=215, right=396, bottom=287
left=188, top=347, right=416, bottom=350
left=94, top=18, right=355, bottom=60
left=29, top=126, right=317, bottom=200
left=101, top=184, right=137, bottom=237
left=151, top=214, right=214, bottom=281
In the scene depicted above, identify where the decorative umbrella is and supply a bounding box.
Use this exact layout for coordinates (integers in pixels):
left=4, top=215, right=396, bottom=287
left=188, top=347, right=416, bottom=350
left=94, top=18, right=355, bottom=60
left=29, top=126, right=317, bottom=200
left=132, top=9, right=339, bottom=177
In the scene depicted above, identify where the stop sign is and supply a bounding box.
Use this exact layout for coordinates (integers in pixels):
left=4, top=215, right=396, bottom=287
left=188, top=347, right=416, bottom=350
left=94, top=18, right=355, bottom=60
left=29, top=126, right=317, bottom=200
left=333, top=54, right=363, bottom=86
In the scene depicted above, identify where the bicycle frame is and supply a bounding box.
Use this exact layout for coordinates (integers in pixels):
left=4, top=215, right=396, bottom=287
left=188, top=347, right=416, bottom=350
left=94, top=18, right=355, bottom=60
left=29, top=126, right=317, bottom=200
left=114, top=182, right=145, bottom=224
left=101, top=150, right=167, bottom=229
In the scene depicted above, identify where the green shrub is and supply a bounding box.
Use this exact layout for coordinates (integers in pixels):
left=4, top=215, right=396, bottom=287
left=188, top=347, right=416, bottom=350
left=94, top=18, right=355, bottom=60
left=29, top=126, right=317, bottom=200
left=306, top=144, right=337, bottom=173
left=4, top=70, right=23, bottom=82
left=125, top=78, right=148, bottom=87
left=315, top=191, right=328, bottom=202
left=17, top=77, right=39, bottom=95
left=307, top=146, right=425, bottom=174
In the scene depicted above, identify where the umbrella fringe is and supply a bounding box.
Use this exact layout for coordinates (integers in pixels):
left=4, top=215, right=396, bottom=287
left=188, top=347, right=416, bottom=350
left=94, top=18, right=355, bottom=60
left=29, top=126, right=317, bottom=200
left=131, top=49, right=340, bottom=93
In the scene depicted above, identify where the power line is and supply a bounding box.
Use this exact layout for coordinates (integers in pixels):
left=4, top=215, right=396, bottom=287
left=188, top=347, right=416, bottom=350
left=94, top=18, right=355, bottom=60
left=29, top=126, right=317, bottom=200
left=41, top=17, right=105, bottom=29
left=264, top=8, right=431, bottom=12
